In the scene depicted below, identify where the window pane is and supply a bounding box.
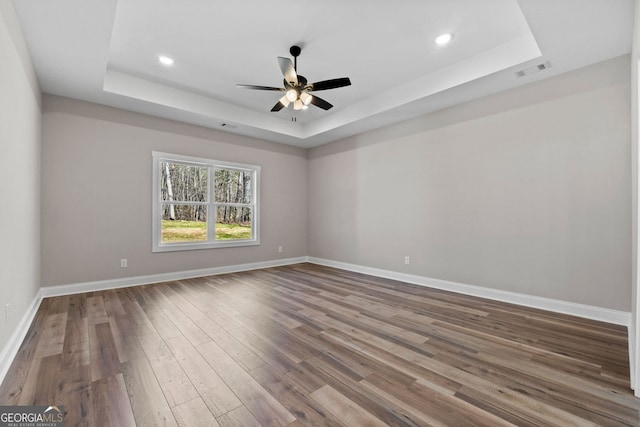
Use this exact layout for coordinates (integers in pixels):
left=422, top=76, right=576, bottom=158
left=160, top=162, right=208, bottom=202
left=161, top=205, right=207, bottom=243
left=215, top=168, right=252, bottom=203
left=215, top=207, right=252, bottom=240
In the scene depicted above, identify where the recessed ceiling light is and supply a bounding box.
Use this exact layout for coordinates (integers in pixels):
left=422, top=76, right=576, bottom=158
left=435, top=33, right=454, bottom=46
left=158, top=55, right=175, bottom=66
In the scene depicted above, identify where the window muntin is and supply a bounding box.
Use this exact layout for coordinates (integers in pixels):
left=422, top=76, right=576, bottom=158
left=153, top=152, right=260, bottom=252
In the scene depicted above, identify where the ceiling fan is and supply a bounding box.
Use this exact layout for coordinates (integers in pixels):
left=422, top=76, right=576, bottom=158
left=236, top=45, right=351, bottom=112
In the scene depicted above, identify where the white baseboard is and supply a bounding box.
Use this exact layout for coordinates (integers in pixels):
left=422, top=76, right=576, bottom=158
left=0, top=291, right=42, bottom=386
left=42, top=255, right=630, bottom=326
left=307, top=257, right=632, bottom=327
left=630, top=322, right=636, bottom=391
left=41, top=256, right=308, bottom=298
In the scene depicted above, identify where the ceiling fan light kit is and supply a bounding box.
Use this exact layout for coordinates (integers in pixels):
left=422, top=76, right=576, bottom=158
left=286, top=89, right=298, bottom=102
left=300, top=92, right=312, bottom=105
left=236, top=45, right=351, bottom=113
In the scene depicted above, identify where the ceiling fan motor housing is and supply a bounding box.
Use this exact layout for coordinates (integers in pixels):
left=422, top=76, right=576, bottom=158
left=284, top=75, right=307, bottom=89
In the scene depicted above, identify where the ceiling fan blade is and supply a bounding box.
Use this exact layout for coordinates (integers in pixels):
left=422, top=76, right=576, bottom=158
left=309, top=77, right=351, bottom=91
left=271, top=95, right=290, bottom=112
left=309, top=95, right=333, bottom=110
left=236, top=84, right=283, bottom=91
left=277, top=57, right=298, bottom=86
left=271, top=101, right=286, bottom=112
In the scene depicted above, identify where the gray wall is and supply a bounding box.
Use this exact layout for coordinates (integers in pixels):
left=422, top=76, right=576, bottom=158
left=308, top=55, right=631, bottom=311
left=0, top=2, right=41, bottom=351
left=40, top=96, right=308, bottom=286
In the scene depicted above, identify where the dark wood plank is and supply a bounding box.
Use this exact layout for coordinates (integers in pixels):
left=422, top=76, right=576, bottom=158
left=251, top=364, right=344, bottom=427
left=33, top=312, right=67, bottom=358
left=18, top=354, right=61, bottom=405
left=89, top=322, right=121, bottom=382
left=54, top=365, right=92, bottom=427
left=91, top=373, right=136, bottom=426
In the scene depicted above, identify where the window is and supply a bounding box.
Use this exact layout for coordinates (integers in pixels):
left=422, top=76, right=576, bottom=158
left=152, top=152, right=260, bottom=252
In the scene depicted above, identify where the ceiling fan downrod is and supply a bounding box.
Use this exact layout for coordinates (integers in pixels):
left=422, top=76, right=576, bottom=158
left=290, top=45, right=301, bottom=71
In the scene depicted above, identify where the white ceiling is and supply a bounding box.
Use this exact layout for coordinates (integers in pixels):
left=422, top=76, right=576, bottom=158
left=12, top=0, right=634, bottom=148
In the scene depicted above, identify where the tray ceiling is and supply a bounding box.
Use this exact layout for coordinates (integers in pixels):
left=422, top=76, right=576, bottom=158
left=12, top=0, right=634, bottom=147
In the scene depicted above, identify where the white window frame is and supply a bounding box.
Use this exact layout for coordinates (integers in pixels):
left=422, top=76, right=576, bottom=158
left=152, top=151, right=260, bottom=252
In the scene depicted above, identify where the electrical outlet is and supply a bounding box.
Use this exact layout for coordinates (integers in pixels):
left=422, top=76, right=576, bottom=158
left=5, top=303, right=10, bottom=323
left=404, top=256, right=410, bottom=265
left=120, top=259, right=128, bottom=268
left=278, top=246, right=283, bottom=253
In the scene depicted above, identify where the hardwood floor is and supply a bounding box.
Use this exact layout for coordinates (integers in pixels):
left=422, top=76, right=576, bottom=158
left=0, top=263, right=637, bottom=426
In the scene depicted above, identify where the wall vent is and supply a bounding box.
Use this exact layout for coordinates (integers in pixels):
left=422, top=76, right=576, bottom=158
left=515, top=61, right=551, bottom=78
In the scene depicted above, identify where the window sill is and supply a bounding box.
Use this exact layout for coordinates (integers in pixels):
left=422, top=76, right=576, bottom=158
left=152, top=239, right=260, bottom=252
